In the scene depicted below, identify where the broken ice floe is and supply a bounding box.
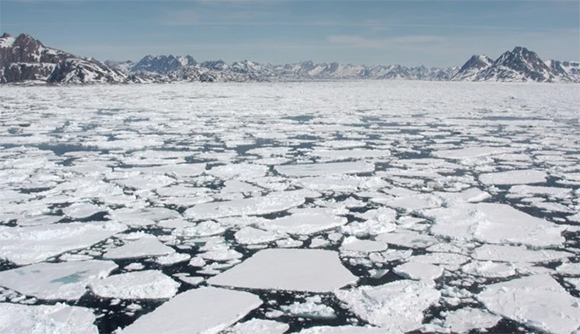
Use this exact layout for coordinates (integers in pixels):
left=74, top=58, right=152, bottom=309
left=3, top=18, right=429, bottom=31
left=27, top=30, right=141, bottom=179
left=335, top=280, right=440, bottom=332
left=0, top=303, right=98, bottom=334
left=89, top=270, right=179, bottom=299
left=478, top=274, right=580, bottom=334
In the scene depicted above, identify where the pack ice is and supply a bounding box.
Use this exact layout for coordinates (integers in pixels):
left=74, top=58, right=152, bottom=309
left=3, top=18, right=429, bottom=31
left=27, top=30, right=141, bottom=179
left=1, top=81, right=579, bottom=334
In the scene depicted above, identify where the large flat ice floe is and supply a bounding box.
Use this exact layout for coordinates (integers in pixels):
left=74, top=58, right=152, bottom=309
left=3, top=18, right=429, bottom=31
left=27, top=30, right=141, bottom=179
left=0, top=222, right=126, bottom=265
left=120, top=287, right=262, bottom=334
left=0, top=260, right=117, bottom=300
left=0, top=303, right=98, bottom=334
left=335, top=280, right=440, bottom=333
left=478, top=274, right=580, bottom=334
left=208, top=249, right=357, bottom=292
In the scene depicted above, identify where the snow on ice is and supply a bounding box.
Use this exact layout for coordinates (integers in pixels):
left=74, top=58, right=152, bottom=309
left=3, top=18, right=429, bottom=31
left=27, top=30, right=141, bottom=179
left=208, top=249, right=357, bottom=292
left=120, top=287, right=262, bottom=334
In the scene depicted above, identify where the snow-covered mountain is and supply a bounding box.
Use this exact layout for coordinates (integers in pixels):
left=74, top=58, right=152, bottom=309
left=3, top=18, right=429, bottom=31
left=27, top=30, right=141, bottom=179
left=546, top=59, right=580, bottom=82
left=122, top=56, right=459, bottom=82
left=452, top=47, right=578, bottom=83
left=1, top=33, right=578, bottom=84
left=450, top=55, right=494, bottom=81
left=0, top=33, right=128, bottom=84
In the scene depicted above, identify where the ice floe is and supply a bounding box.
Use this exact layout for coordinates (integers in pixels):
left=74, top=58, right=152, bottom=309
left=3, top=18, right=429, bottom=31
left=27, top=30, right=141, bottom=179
left=298, top=326, right=385, bottom=334
left=479, top=169, right=547, bottom=185
left=258, top=208, right=347, bottom=235
left=0, top=221, right=126, bottom=265
left=0, top=303, right=98, bottom=334
left=375, top=229, right=438, bottom=249
left=472, top=244, right=572, bottom=263
left=478, top=274, right=580, bottom=334
left=275, top=161, right=374, bottom=176
left=120, top=287, right=262, bottom=334
left=224, top=319, right=289, bottom=334
left=103, top=235, right=175, bottom=260
left=441, top=307, right=501, bottom=333
left=0, top=260, right=117, bottom=300
left=89, top=270, right=179, bottom=299
left=234, top=226, right=285, bottom=245
left=184, top=190, right=319, bottom=220
left=208, top=249, right=357, bottom=292
left=393, top=262, right=444, bottom=281
left=425, top=202, right=566, bottom=247
left=335, top=280, right=440, bottom=332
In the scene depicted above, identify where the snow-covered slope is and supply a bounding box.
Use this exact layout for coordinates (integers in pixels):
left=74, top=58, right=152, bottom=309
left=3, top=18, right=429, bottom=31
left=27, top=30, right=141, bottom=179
left=0, top=33, right=127, bottom=84
left=451, top=55, right=493, bottom=81
left=546, top=59, right=580, bottom=82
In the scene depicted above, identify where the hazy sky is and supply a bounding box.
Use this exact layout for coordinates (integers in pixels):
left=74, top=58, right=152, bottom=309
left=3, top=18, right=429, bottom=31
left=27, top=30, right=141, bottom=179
left=1, top=0, right=579, bottom=67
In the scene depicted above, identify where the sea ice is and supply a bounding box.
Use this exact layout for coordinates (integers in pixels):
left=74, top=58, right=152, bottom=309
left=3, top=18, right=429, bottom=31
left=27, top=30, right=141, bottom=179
left=425, top=202, right=565, bottom=247
left=340, top=236, right=388, bottom=254
left=461, top=261, right=517, bottom=278
left=297, top=326, right=385, bottom=334
left=433, top=146, right=515, bottom=160
left=184, top=190, right=318, bottom=220
left=478, top=274, right=580, bottom=334
left=275, top=161, right=374, bottom=176
left=234, top=226, right=284, bottom=245
left=258, top=208, right=347, bottom=235
left=224, top=319, right=289, bottom=334
left=393, top=262, right=444, bottom=281
left=208, top=249, right=357, bottom=292
left=556, top=262, right=580, bottom=276
left=103, top=235, right=175, bottom=260
left=62, top=203, right=104, bottom=219
left=335, top=280, right=440, bottom=332
left=472, top=244, right=572, bottom=263
left=375, top=229, right=438, bottom=249
left=479, top=169, right=547, bottom=185
left=281, top=296, right=336, bottom=319
left=89, top=270, right=179, bottom=299
left=0, top=303, right=98, bottom=334
left=0, top=260, right=117, bottom=300
left=0, top=221, right=126, bottom=265
left=155, top=252, right=191, bottom=266
left=442, top=307, right=501, bottom=333
left=120, top=287, right=262, bottom=334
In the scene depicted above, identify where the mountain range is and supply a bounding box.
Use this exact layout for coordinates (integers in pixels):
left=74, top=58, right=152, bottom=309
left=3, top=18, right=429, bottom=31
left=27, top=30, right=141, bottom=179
left=1, top=33, right=578, bottom=85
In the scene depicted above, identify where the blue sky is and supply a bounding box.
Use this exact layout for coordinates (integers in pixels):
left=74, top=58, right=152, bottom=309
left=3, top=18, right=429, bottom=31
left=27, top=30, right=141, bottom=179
left=1, top=0, right=578, bottom=67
